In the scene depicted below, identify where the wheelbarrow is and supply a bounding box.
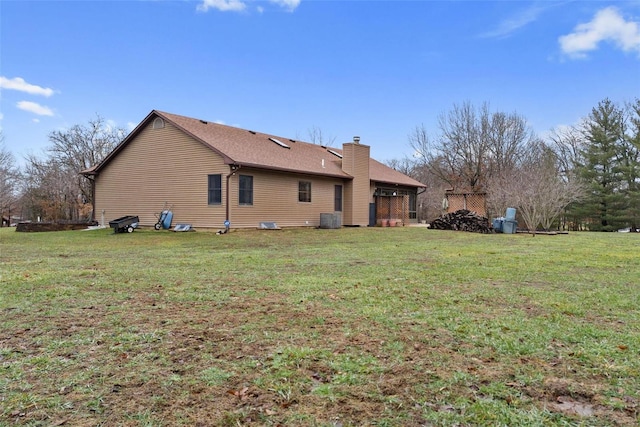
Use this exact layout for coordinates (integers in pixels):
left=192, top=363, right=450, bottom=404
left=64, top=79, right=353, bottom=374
left=154, top=202, right=174, bottom=230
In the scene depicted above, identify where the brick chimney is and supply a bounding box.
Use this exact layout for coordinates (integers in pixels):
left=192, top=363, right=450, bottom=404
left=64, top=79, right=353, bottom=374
left=342, top=136, right=370, bottom=226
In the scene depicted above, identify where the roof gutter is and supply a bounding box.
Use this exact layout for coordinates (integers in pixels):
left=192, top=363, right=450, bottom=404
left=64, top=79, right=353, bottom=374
left=231, top=161, right=352, bottom=180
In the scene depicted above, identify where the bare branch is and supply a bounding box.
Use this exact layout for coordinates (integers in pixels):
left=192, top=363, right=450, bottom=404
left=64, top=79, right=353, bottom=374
left=306, top=126, right=336, bottom=147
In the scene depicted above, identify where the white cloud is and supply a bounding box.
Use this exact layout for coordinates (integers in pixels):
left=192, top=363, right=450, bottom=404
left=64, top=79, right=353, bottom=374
left=269, top=0, right=300, bottom=12
left=197, top=0, right=247, bottom=12
left=480, top=4, right=546, bottom=39
left=17, top=101, right=54, bottom=116
left=106, top=119, right=119, bottom=130
left=197, top=0, right=300, bottom=13
left=0, top=76, right=55, bottom=97
left=559, top=7, right=640, bottom=58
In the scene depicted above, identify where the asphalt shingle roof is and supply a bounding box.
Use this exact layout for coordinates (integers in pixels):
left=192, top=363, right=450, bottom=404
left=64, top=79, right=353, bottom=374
left=89, top=110, right=425, bottom=188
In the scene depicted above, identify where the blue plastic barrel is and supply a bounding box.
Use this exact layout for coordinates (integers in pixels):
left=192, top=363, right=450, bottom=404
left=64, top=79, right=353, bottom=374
left=506, top=208, right=516, bottom=220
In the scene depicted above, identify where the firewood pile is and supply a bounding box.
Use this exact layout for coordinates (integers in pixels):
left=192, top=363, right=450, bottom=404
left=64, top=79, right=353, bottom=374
left=429, top=209, right=492, bottom=233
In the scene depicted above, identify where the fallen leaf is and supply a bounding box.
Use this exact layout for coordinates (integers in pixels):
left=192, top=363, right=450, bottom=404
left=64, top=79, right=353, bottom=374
left=227, top=387, right=250, bottom=401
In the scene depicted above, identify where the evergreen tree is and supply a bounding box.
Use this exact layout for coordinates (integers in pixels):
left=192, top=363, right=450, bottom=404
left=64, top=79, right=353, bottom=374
left=622, top=99, right=640, bottom=230
left=574, top=99, right=628, bottom=231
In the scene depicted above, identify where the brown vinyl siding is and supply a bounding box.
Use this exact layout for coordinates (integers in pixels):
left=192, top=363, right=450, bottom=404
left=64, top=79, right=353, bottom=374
left=227, top=168, right=344, bottom=228
left=94, top=121, right=228, bottom=228
left=342, top=143, right=370, bottom=226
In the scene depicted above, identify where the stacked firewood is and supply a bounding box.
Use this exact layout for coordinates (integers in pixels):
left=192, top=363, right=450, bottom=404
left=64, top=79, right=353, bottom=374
left=429, top=209, right=492, bottom=233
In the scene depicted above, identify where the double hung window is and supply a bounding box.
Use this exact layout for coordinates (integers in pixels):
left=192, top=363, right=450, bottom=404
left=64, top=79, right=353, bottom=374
left=299, top=181, right=311, bottom=203
left=208, top=174, right=222, bottom=205
left=239, top=175, right=253, bottom=205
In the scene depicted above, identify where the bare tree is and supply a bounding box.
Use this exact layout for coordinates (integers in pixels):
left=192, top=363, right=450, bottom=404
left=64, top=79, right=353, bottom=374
left=22, top=154, right=80, bottom=221
left=548, top=125, right=584, bottom=181
left=505, top=146, right=585, bottom=234
left=0, top=133, right=22, bottom=225
left=410, top=102, right=540, bottom=219
left=409, top=123, right=464, bottom=192
left=306, top=126, right=336, bottom=147
left=408, top=124, right=431, bottom=165
left=20, top=115, right=127, bottom=222
left=437, top=102, right=491, bottom=191
left=486, top=136, right=544, bottom=220
left=48, top=114, right=127, bottom=207
left=486, top=110, right=537, bottom=178
left=385, top=157, right=416, bottom=176
left=411, top=102, right=537, bottom=193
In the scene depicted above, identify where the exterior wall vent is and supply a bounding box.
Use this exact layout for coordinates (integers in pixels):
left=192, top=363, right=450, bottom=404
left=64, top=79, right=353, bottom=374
left=152, top=117, right=165, bottom=129
left=269, top=137, right=290, bottom=149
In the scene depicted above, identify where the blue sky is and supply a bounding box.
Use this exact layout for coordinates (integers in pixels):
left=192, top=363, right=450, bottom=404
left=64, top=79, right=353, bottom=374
left=2, top=0, right=639, bottom=165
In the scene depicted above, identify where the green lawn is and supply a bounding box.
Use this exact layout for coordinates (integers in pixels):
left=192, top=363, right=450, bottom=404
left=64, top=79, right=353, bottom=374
left=0, top=227, right=638, bottom=426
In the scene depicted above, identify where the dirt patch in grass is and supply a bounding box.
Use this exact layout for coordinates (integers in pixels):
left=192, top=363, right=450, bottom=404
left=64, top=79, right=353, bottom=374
left=3, top=289, right=638, bottom=426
